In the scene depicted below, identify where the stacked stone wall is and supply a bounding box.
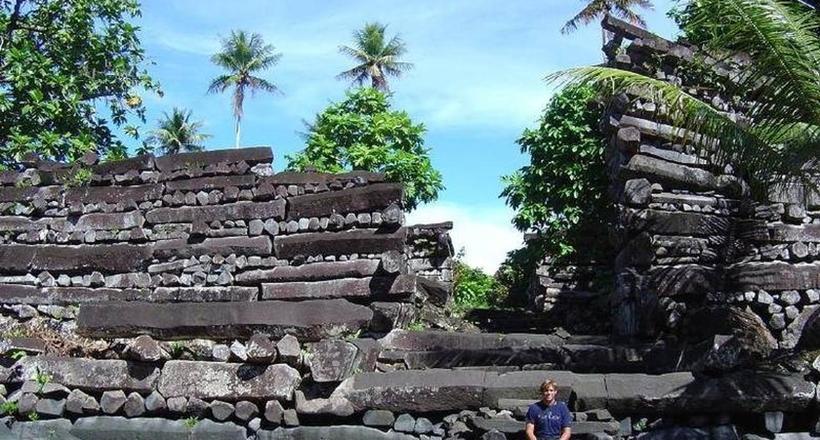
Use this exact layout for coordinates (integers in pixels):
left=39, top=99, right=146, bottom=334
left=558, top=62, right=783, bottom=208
left=602, top=16, right=820, bottom=350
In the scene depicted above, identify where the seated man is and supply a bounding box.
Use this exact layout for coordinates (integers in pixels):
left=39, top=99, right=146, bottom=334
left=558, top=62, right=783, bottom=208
left=525, top=379, right=572, bottom=440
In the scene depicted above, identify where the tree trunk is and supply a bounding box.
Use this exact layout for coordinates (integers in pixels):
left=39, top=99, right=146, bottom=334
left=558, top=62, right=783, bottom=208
left=234, top=115, right=241, bottom=149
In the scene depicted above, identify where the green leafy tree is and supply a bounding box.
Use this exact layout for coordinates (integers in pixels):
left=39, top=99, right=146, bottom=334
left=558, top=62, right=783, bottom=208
left=337, top=22, right=413, bottom=91
left=146, top=108, right=210, bottom=155
left=501, top=85, right=612, bottom=260
left=0, top=0, right=159, bottom=165
left=553, top=0, right=820, bottom=193
left=452, top=249, right=508, bottom=313
left=208, top=30, right=281, bottom=148
left=287, top=87, right=443, bottom=210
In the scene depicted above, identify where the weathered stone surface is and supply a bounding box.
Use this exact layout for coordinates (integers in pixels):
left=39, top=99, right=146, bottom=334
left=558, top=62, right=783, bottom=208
left=257, top=426, right=417, bottom=440
left=770, top=225, right=820, bottom=243
left=261, top=170, right=385, bottom=186
left=246, top=334, right=276, bottom=363
left=485, top=371, right=608, bottom=410
left=35, top=398, right=65, bottom=417
left=624, top=178, right=652, bottom=206
left=261, top=276, right=404, bottom=300
left=646, top=265, right=719, bottom=298
left=154, top=147, right=272, bottom=172
left=378, top=330, right=565, bottom=369
left=65, top=184, right=164, bottom=205
left=363, top=409, right=396, bottom=427
left=727, top=262, right=820, bottom=291
left=265, top=400, right=285, bottom=424
left=75, top=211, right=145, bottom=231
left=0, top=286, right=151, bottom=305
left=277, top=335, right=301, bottom=365
left=287, top=183, right=403, bottom=220
left=209, top=400, right=235, bottom=421
left=274, top=228, right=406, bottom=259
left=77, top=299, right=373, bottom=341
left=0, top=244, right=152, bottom=273
left=308, top=340, right=360, bottom=383
left=158, top=361, right=301, bottom=401
left=123, top=392, right=145, bottom=418
left=144, top=391, right=166, bottom=413
left=124, top=335, right=169, bottom=362
left=7, top=420, right=78, bottom=440
left=147, top=286, right=258, bottom=302
left=627, top=210, right=730, bottom=237
left=236, top=260, right=380, bottom=284
left=70, top=416, right=247, bottom=440
left=66, top=389, right=99, bottom=415
left=294, top=390, right=355, bottom=416
left=154, top=236, right=272, bottom=259
left=369, top=302, right=417, bottom=332
left=166, top=175, right=256, bottom=192
left=146, top=200, right=285, bottom=224
left=0, top=185, right=60, bottom=203
left=624, top=154, right=721, bottom=192
left=235, top=400, right=259, bottom=421
left=100, top=390, right=127, bottom=414
left=9, top=357, right=159, bottom=392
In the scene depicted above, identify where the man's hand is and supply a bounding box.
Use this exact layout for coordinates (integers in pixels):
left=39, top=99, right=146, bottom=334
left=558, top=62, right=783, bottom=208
left=525, top=422, right=537, bottom=440
left=559, top=426, right=571, bottom=440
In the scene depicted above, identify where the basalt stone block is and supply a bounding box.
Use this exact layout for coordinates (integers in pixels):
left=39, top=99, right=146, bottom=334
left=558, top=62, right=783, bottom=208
left=0, top=216, right=44, bottom=232
left=165, top=175, right=256, bottom=192
left=261, top=276, right=404, bottom=300
left=159, top=361, right=300, bottom=401
left=235, top=400, right=259, bottom=421
left=153, top=236, right=272, bottom=259
left=0, top=286, right=149, bottom=305
left=66, top=389, right=99, bottom=415
left=294, top=390, right=355, bottom=416
left=257, top=426, right=417, bottom=440
left=123, top=392, right=145, bottom=418
left=100, top=390, right=127, bottom=414
left=154, top=147, right=272, bottom=172
left=75, top=211, right=145, bottom=231
left=10, top=357, right=160, bottom=393
left=236, top=260, right=380, bottom=284
left=77, top=299, right=373, bottom=341
left=8, top=420, right=77, bottom=440
left=624, top=154, right=721, bottom=192
left=0, top=185, right=61, bottom=203
left=646, top=265, right=719, bottom=298
left=623, top=178, right=652, bottom=206
left=308, top=340, right=360, bottom=383
left=35, top=398, right=65, bottom=417
left=65, top=184, right=164, bottom=205
left=70, top=416, right=247, bottom=440
left=0, top=244, right=152, bottom=273
left=286, top=183, right=403, bottom=220
left=146, top=200, right=285, bottom=224
left=331, top=369, right=489, bottom=412
left=147, top=286, right=258, bottom=302
left=484, top=371, right=608, bottom=411
left=727, top=262, right=820, bottom=291
left=378, top=330, right=565, bottom=369
left=274, top=228, right=406, bottom=259
left=626, top=209, right=731, bottom=237
left=93, top=153, right=155, bottom=175
left=261, top=170, right=385, bottom=186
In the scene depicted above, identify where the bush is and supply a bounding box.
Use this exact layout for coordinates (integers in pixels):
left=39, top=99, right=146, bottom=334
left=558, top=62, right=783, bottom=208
left=451, top=251, right=507, bottom=313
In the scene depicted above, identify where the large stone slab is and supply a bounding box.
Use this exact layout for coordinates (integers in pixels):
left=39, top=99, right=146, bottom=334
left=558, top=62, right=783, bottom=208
left=378, top=330, right=566, bottom=369
left=331, top=369, right=490, bottom=412
left=261, top=170, right=385, bottom=186
left=0, top=244, right=152, bottom=273
left=258, top=426, right=417, bottom=440
left=158, top=361, right=300, bottom=401
left=627, top=209, right=730, bottom=237
left=154, top=236, right=272, bottom=259
left=0, top=286, right=147, bottom=305
left=624, top=154, right=720, bottom=192
left=65, top=184, right=164, bottom=205
left=77, top=299, right=373, bottom=341
left=274, top=228, right=406, bottom=259
left=145, top=200, right=285, bottom=224
left=236, top=260, right=380, bottom=284
left=8, top=357, right=159, bottom=393
left=261, top=276, right=410, bottom=300
left=646, top=264, right=719, bottom=298
left=154, top=147, right=272, bottom=172
left=0, top=185, right=61, bottom=202
left=727, top=262, right=820, bottom=291
left=769, top=224, right=820, bottom=243
left=70, top=417, right=246, bottom=440
left=287, top=183, right=403, bottom=219
left=165, top=175, right=256, bottom=192
left=75, top=211, right=145, bottom=231
left=92, top=153, right=155, bottom=177
left=147, top=286, right=258, bottom=302
left=484, top=371, right=608, bottom=411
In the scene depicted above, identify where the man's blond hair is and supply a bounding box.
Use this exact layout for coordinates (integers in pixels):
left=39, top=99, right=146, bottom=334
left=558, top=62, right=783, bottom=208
left=540, top=379, right=558, bottom=393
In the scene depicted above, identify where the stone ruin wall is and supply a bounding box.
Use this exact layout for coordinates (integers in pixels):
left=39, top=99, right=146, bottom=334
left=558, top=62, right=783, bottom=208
left=601, top=16, right=820, bottom=350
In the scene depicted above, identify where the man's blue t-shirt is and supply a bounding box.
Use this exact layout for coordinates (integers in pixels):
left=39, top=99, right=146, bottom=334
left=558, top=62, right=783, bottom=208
left=526, top=401, right=571, bottom=438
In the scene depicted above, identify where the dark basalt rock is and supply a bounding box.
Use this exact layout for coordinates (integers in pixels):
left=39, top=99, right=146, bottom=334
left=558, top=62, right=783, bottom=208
left=9, top=357, right=160, bottom=393
left=77, top=299, right=373, bottom=341
left=65, top=184, right=164, bottom=205
left=257, top=426, right=417, bottom=440
left=71, top=416, right=247, bottom=440
left=158, top=361, right=300, bottom=401
left=165, top=175, right=256, bottom=192
left=235, top=260, right=380, bottom=284
left=0, top=244, right=152, bottom=273
left=145, top=200, right=285, bottom=224
left=286, top=183, right=403, bottom=220
left=154, top=147, right=272, bottom=173
left=273, top=228, right=406, bottom=259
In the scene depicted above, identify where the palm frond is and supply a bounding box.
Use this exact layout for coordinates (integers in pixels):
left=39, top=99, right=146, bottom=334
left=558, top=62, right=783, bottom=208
left=247, top=76, right=281, bottom=95
left=207, top=75, right=235, bottom=94
left=561, top=0, right=606, bottom=34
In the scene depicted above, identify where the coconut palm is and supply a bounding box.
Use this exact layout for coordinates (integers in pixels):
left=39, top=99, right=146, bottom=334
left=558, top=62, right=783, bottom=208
left=551, top=0, right=820, bottom=194
left=562, top=0, right=654, bottom=50
left=147, top=108, right=210, bottom=156
left=337, top=22, right=413, bottom=91
left=208, top=30, right=281, bottom=148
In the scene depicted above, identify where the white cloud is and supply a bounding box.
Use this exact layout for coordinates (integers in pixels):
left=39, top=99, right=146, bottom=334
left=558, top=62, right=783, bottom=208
left=406, top=201, right=523, bottom=274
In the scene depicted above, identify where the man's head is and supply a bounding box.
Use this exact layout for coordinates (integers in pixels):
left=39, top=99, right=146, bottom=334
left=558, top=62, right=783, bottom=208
left=539, top=379, right=559, bottom=404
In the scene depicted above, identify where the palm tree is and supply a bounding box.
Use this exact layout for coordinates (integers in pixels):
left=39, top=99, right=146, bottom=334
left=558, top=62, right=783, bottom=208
left=337, top=22, right=413, bottom=91
left=562, top=0, right=654, bottom=48
left=551, top=0, right=820, bottom=195
left=147, top=108, right=210, bottom=155
left=208, top=30, right=281, bottom=148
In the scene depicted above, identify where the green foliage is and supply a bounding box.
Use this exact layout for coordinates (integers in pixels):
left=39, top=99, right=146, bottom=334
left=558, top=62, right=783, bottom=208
left=501, top=86, right=613, bottom=261
left=337, top=22, right=413, bottom=91
left=27, top=411, right=39, bottom=421
left=168, top=341, right=185, bottom=358
left=494, top=243, right=545, bottom=306
left=32, top=367, right=51, bottom=392
left=9, top=349, right=27, bottom=360
left=61, top=166, right=93, bottom=188
left=562, top=0, right=653, bottom=34
left=147, top=108, right=210, bottom=155
left=183, top=416, right=199, bottom=429
left=0, top=0, right=160, bottom=165
left=405, top=320, right=426, bottom=332
left=0, top=400, right=17, bottom=415
left=209, top=30, right=281, bottom=148
left=451, top=250, right=507, bottom=313
left=287, top=87, right=443, bottom=210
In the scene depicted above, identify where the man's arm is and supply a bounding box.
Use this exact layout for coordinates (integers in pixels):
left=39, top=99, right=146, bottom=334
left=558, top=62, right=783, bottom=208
left=525, top=422, right=537, bottom=440
left=559, top=426, right=571, bottom=440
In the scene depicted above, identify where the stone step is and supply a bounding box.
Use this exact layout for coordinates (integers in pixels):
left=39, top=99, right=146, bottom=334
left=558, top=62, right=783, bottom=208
left=159, top=360, right=300, bottom=401
left=261, top=275, right=415, bottom=301
left=7, top=357, right=160, bottom=393
left=2, top=417, right=247, bottom=440
left=330, top=369, right=816, bottom=415
left=0, top=286, right=257, bottom=305
left=257, top=426, right=417, bottom=440
left=0, top=244, right=152, bottom=273
left=76, top=299, right=373, bottom=341
left=235, top=260, right=381, bottom=284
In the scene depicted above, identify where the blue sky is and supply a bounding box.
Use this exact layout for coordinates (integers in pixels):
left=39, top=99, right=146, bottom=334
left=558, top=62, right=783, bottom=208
left=133, top=0, right=681, bottom=272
